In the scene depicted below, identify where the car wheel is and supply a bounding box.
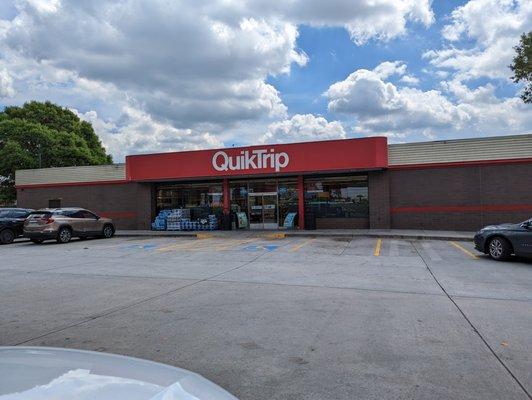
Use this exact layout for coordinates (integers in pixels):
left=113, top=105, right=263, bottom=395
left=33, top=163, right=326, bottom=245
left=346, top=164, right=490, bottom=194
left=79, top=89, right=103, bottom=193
left=57, top=227, right=72, bottom=244
left=31, top=238, right=44, bottom=244
left=0, top=229, right=15, bottom=245
left=102, top=224, right=114, bottom=239
left=488, top=237, right=512, bottom=261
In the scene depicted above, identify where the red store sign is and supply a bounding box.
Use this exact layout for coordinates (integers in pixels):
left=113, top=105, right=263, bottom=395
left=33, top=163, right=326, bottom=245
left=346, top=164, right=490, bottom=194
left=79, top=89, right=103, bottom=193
left=126, top=137, right=388, bottom=181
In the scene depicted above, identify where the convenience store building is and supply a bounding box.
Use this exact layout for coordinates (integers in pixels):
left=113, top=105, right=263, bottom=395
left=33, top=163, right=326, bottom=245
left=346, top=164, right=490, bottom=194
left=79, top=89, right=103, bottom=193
left=15, top=134, right=532, bottom=231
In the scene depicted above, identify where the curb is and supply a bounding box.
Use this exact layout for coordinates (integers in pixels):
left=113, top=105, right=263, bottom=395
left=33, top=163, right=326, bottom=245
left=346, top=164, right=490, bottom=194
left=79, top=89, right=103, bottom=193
left=115, top=231, right=473, bottom=242
left=284, top=232, right=473, bottom=242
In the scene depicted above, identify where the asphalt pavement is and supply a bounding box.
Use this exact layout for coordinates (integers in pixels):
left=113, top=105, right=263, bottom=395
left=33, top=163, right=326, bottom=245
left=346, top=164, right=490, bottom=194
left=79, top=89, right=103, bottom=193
left=1, top=235, right=531, bottom=399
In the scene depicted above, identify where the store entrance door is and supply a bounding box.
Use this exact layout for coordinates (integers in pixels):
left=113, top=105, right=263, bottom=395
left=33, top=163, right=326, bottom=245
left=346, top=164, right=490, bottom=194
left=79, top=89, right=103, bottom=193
left=249, top=193, right=278, bottom=229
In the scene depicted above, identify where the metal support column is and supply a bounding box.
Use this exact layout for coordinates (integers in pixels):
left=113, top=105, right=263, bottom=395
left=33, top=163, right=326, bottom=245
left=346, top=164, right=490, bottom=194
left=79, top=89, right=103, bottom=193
left=223, top=178, right=230, bottom=215
left=297, top=175, right=305, bottom=230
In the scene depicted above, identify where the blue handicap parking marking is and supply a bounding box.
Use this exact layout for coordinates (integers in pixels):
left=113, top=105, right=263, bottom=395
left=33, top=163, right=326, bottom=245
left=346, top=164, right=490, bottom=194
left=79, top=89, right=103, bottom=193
left=243, top=244, right=280, bottom=252
left=263, top=245, right=279, bottom=251
left=125, top=243, right=157, bottom=250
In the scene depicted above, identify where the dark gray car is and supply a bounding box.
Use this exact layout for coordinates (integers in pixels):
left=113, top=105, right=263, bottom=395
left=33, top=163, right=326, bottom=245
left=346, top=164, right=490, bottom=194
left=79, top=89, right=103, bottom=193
left=0, top=208, right=33, bottom=244
left=474, top=218, right=532, bottom=260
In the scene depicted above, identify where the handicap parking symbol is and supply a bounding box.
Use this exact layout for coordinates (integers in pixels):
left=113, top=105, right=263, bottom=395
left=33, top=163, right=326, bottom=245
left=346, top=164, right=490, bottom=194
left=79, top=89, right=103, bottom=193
left=126, top=243, right=157, bottom=250
left=243, top=244, right=279, bottom=252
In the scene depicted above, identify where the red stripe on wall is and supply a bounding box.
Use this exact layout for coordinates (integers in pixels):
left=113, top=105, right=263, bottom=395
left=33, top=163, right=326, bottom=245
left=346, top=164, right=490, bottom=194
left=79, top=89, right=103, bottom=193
left=16, top=180, right=128, bottom=189
left=389, top=157, right=532, bottom=170
left=391, top=204, right=532, bottom=214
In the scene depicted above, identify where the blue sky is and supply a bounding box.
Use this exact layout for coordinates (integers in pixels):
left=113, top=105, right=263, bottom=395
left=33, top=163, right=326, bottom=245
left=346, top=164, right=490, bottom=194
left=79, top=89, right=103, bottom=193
left=0, top=0, right=530, bottom=160
left=270, top=0, right=519, bottom=134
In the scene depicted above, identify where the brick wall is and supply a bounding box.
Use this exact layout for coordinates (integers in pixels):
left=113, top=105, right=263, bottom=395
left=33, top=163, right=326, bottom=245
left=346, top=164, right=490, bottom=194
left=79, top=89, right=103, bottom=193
left=389, top=162, right=532, bottom=231
left=17, top=182, right=154, bottom=230
left=368, top=170, right=390, bottom=229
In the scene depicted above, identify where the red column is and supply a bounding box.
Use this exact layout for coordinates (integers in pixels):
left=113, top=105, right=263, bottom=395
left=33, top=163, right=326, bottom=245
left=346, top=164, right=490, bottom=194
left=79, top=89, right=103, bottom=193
left=223, top=178, right=230, bottom=215
left=297, top=175, right=305, bottom=230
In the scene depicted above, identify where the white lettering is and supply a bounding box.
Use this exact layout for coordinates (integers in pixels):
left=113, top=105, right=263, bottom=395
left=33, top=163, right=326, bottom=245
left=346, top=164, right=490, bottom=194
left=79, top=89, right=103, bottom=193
left=212, top=151, right=229, bottom=171
left=275, top=152, right=289, bottom=172
left=244, top=151, right=257, bottom=169
left=253, top=149, right=267, bottom=168
left=211, top=149, right=290, bottom=173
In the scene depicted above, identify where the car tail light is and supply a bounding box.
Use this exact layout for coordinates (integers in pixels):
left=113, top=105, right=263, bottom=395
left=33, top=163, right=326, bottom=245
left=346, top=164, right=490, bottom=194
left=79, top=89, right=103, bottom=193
left=42, top=216, right=54, bottom=224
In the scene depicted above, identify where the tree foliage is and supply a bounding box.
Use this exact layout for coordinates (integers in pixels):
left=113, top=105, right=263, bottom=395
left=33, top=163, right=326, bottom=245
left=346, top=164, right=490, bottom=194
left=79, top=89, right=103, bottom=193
left=510, top=32, right=532, bottom=104
left=0, top=101, right=112, bottom=204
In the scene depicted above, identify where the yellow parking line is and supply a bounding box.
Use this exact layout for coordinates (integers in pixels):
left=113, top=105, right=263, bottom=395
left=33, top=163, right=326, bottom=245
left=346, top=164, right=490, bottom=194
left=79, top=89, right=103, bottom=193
left=196, top=233, right=213, bottom=239
left=449, top=241, right=478, bottom=259
left=156, top=240, right=197, bottom=252
left=217, top=237, right=257, bottom=251
left=264, top=232, right=286, bottom=239
left=290, top=238, right=314, bottom=252
left=373, top=238, right=382, bottom=256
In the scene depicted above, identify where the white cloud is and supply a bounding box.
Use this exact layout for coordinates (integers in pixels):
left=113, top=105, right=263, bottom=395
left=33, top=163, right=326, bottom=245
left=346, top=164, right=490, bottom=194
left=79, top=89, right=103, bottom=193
left=0, top=0, right=435, bottom=159
left=373, top=61, right=408, bottom=79
left=325, top=62, right=532, bottom=138
left=399, top=74, right=419, bottom=85
left=424, top=0, right=532, bottom=80
left=0, top=68, right=15, bottom=97
left=292, top=0, right=434, bottom=44
left=261, top=114, right=346, bottom=143
left=214, top=0, right=434, bottom=44
left=2, top=4, right=303, bottom=129
left=75, top=106, right=223, bottom=161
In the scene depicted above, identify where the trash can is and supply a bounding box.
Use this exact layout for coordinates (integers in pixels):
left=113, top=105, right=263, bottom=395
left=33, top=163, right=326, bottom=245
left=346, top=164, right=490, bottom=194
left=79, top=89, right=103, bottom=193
left=221, top=214, right=232, bottom=231
left=304, top=212, right=316, bottom=230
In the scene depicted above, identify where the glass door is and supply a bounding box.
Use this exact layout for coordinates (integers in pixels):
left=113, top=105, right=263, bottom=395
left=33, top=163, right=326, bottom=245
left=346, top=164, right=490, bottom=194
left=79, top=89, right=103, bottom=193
left=248, top=193, right=278, bottom=229
left=249, top=194, right=264, bottom=229
left=262, top=195, right=278, bottom=229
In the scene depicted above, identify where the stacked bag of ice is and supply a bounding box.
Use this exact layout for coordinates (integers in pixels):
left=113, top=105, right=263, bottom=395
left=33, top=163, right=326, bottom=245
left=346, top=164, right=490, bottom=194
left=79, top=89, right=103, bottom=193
left=166, top=209, right=191, bottom=231
left=151, top=209, right=173, bottom=230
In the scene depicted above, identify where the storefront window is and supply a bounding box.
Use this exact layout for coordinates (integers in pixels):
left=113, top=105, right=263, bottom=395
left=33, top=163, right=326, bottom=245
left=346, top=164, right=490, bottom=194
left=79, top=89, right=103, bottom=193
left=229, top=183, right=248, bottom=214
left=304, top=176, right=368, bottom=218
left=156, top=182, right=223, bottom=220
left=278, top=180, right=298, bottom=226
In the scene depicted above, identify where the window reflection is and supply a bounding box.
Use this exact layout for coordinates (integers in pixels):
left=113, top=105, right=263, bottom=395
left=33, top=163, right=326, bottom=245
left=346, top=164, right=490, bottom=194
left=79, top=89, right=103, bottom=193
left=304, top=176, right=368, bottom=218
left=156, top=182, right=223, bottom=220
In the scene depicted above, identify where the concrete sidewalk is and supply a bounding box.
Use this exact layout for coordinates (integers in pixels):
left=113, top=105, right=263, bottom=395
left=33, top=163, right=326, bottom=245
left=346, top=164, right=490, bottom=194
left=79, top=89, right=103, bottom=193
left=115, top=228, right=475, bottom=241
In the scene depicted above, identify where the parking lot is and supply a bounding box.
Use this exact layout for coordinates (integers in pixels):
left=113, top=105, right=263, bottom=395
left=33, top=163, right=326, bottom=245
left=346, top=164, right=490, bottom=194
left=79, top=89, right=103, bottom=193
left=1, top=234, right=531, bottom=399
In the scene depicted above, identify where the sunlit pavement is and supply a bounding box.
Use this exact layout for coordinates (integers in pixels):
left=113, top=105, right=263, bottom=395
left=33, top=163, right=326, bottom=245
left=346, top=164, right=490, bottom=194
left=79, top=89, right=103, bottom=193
left=1, top=236, right=531, bottom=399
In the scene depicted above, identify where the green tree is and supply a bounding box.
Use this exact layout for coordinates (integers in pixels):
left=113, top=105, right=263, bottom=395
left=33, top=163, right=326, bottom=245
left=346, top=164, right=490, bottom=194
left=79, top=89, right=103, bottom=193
left=0, top=101, right=112, bottom=204
left=510, top=32, right=532, bottom=103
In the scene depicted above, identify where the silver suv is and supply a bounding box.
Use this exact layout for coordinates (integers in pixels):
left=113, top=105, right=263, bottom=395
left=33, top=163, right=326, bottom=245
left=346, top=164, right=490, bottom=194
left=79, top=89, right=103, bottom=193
left=24, top=208, right=115, bottom=244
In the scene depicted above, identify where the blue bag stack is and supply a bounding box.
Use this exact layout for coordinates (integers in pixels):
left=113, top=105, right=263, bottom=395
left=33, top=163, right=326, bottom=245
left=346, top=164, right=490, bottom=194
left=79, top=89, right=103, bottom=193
left=152, top=209, right=218, bottom=231
left=151, top=209, right=173, bottom=230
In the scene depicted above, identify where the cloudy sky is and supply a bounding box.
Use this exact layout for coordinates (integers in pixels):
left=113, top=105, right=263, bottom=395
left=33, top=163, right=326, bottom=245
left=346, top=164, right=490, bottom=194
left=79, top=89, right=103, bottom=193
left=0, top=0, right=531, bottom=161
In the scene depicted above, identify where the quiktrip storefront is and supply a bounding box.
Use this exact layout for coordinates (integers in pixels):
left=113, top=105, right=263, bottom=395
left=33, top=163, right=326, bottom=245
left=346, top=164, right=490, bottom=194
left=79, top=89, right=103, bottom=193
left=15, top=134, right=532, bottom=231
left=125, top=137, right=388, bottom=230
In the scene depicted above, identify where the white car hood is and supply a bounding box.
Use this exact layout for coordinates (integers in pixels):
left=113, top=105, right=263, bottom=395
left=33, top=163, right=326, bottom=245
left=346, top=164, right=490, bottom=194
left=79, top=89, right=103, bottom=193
left=0, top=347, right=237, bottom=400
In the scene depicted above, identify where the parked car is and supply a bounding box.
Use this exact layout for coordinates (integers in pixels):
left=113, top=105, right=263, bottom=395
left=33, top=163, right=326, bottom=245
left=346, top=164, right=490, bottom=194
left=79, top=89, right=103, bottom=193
left=24, top=208, right=115, bottom=244
left=474, top=218, right=532, bottom=260
left=0, top=346, right=238, bottom=399
left=0, top=208, right=33, bottom=244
